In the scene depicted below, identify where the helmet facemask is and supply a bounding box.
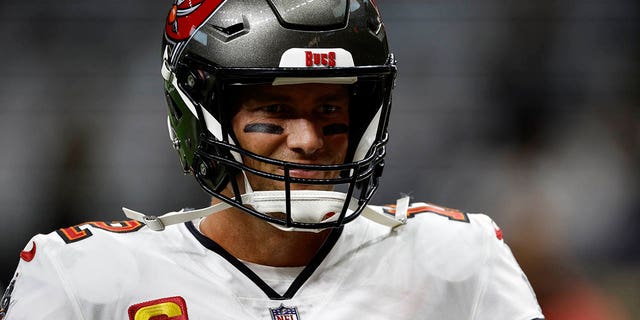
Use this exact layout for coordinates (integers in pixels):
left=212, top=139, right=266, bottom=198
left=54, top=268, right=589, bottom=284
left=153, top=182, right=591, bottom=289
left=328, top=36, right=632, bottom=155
left=160, top=0, right=396, bottom=231
left=167, top=53, right=396, bottom=231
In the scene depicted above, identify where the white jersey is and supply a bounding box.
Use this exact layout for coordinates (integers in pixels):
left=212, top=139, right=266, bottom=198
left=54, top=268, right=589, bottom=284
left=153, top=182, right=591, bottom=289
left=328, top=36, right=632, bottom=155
left=1, top=202, right=543, bottom=320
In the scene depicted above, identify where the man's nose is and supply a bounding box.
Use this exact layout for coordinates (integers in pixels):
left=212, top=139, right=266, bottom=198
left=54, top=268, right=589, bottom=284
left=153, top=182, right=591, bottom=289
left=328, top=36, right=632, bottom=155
left=286, top=118, right=324, bottom=155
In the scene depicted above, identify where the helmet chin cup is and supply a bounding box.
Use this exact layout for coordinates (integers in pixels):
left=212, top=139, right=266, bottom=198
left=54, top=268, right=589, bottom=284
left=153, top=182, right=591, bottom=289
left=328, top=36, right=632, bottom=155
left=244, top=190, right=356, bottom=233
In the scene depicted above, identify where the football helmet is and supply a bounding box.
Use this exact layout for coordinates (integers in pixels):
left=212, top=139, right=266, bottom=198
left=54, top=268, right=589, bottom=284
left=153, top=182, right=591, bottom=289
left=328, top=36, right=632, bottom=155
left=162, top=0, right=396, bottom=231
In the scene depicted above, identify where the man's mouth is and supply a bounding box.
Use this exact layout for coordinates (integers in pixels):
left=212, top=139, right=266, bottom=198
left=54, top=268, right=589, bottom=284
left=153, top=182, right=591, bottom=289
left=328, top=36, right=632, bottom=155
left=282, top=168, right=325, bottom=179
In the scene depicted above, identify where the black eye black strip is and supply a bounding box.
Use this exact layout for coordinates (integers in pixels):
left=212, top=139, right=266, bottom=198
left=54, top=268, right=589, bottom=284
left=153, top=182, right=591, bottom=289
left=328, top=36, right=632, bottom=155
left=323, top=123, right=349, bottom=136
left=244, top=123, right=284, bottom=135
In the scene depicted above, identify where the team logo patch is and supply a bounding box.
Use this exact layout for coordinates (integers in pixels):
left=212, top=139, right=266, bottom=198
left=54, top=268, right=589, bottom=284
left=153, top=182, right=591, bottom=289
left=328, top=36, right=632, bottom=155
left=128, top=296, right=188, bottom=320
left=166, top=0, right=225, bottom=41
left=269, top=304, right=300, bottom=320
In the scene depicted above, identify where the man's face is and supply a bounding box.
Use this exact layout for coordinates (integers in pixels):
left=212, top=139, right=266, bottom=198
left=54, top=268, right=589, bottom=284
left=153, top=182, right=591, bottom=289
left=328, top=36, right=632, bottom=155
left=231, top=83, right=350, bottom=192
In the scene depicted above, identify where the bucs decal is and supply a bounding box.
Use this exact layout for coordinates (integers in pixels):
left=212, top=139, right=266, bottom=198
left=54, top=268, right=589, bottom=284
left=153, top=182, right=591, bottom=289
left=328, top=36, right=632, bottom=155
left=278, top=48, right=356, bottom=69
left=166, top=0, right=225, bottom=41
left=128, top=296, right=188, bottom=320
left=269, top=304, right=300, bottom=320
left=305, top=51, right=336, bottom=67
left=56, top=220, right=144, bottom=244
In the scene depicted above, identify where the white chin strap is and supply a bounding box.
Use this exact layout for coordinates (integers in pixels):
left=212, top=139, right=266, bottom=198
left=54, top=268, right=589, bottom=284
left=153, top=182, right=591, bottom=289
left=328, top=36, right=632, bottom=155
left=123, top=192, right=408, bottom=233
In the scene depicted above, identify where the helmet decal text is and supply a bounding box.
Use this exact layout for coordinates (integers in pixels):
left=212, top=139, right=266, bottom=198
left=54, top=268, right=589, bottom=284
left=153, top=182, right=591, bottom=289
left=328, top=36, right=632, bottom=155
left=279, top=48, right=355, bottom=68
left=306, top=51, right=336, bottom=67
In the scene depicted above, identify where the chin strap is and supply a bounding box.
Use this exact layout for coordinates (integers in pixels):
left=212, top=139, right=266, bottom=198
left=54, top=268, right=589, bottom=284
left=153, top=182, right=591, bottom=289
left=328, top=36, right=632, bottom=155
left=360, top=196, right=409, bottom=229
left=123, top=193, right=409, bottom=232
left=123, top=202, right=232, bottom=232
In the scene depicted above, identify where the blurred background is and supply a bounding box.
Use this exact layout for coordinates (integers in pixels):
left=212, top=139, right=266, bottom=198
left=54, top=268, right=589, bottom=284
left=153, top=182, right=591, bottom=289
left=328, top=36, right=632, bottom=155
left=1, top=0, right=638, bottom=318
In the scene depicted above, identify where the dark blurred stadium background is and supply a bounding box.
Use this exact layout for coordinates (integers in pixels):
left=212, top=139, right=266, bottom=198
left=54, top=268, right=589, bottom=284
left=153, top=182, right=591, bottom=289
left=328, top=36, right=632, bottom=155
left=1, top=1, right=638, bottom=318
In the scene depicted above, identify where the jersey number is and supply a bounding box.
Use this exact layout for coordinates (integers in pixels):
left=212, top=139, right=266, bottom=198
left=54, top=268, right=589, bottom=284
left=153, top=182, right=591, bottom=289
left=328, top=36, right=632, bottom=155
left=56, top=220, right=144, bottom=244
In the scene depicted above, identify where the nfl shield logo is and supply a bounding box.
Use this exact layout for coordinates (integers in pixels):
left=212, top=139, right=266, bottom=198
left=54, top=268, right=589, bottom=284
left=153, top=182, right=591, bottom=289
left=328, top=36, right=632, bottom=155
left=269, top=304, right=300, bottom=320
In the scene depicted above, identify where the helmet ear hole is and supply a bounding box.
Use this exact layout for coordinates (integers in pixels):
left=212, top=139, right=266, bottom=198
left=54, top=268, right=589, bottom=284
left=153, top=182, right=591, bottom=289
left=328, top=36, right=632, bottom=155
left=173, top=64, right=210, bottom=105
left=193, top=155, right=230, bottom=193
left=186, top=70, right=207, bottom=91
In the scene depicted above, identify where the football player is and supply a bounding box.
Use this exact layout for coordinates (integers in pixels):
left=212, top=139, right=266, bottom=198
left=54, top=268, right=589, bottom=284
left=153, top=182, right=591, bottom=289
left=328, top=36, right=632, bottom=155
left=1, top=0, right=544, bottom=319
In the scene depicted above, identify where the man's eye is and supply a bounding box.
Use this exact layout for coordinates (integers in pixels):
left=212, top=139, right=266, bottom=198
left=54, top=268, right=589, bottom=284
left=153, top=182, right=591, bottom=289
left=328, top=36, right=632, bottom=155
left=261, top=104, right=285, bottom=113
left=319, top=104, right=340, bottom=114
